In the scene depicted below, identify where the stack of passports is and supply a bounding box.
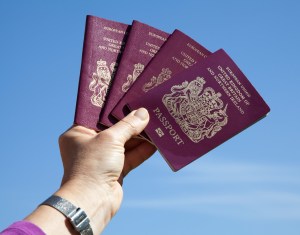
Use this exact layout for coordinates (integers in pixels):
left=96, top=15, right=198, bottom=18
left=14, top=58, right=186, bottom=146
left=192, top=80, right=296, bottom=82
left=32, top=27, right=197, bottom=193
left=74, top=15, right=270, bottom=171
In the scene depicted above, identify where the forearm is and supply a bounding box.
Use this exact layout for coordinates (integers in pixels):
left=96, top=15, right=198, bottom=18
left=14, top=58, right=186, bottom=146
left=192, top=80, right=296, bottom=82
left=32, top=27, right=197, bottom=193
left=25, top=179, right=119, bottom=235
left=21, top=108, right=152, bottom=235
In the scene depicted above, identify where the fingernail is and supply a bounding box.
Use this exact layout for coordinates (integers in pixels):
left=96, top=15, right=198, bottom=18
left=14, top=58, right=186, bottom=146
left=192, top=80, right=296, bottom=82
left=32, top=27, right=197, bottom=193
left=134, top=108, right=149, bottom=121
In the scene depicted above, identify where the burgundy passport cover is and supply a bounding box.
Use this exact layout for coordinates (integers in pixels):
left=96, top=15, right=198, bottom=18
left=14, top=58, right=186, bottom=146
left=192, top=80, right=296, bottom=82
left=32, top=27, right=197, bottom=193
left=99, top=20, right=169, bottom=127
left=74, top=15, right=130, bottom=130
left=111, top=29, right=211, bottom=121
left=128, top=49, right=270, bottom=171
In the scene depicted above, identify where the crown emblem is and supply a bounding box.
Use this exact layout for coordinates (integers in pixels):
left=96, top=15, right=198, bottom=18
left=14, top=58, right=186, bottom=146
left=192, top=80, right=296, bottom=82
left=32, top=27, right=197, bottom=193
left=134, top=63, right=145, bottom=71
left=97, top=59, right=107, bottom=67
left=195, top=76, right=206, bottom=86
left=161, top=68, right=172, bottom=76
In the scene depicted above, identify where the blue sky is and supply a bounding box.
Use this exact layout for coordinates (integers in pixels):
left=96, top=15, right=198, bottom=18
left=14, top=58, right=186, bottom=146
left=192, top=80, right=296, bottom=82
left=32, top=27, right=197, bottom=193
left=0, top=0, right=300, bottom=234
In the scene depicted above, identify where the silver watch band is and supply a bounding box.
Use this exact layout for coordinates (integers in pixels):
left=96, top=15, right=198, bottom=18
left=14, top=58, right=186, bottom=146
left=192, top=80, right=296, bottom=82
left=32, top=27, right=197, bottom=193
left=41, top=195, right=93, bottom=235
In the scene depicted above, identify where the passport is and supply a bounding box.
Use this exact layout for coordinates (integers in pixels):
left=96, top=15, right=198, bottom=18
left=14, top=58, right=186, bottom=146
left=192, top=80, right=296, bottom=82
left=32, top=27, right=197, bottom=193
left=127, top=49, right=270, bottom=171
left=99, top=20, right=169, bottom=127
left=111, top=29, right=211, bottom=121
left=74, top=15, right=130, bottom=131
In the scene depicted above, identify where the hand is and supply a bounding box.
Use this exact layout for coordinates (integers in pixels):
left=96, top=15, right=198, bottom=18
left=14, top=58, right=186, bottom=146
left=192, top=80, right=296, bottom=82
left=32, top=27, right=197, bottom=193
left=25, top=108, right=156, bottom=235
left=59, top=107, right=156, bottom=213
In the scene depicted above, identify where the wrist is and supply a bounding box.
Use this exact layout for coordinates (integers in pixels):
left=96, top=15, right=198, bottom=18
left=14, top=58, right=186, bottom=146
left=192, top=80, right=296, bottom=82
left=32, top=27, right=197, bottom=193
left=41, top=195, right=93, bottom=234
left=55, top=179, right=118, bottom=234
left=25, top=179, right=120, bottom=235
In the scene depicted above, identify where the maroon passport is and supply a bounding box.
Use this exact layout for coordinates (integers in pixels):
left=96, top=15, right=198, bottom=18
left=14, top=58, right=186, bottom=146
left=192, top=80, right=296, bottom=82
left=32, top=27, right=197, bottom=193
left=74, top=15, right=130, bottom=131
left=128, top=49, right=270, bottom=171
left=99, top=20, right=169, bottom=127
left=111, top=29, right=211, bottom=121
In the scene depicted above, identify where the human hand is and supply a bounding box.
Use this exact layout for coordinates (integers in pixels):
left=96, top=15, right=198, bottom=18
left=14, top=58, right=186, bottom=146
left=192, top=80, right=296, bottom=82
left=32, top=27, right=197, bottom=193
left=58, top=107, right=156, bottom=232
left=25, top=108, right=156, bottom=235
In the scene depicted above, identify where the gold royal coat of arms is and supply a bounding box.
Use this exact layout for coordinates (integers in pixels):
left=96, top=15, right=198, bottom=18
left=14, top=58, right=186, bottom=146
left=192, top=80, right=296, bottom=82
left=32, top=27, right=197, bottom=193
left=162, top=76, right=228, bottom=143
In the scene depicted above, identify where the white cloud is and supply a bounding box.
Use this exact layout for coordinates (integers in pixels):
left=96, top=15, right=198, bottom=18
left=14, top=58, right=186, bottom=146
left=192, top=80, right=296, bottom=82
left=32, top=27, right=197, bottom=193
left=162, top=161, right=300, bottom=184
left=124, top=161, right=300, bottom=220
left=123, top=190, right=300, bottom=220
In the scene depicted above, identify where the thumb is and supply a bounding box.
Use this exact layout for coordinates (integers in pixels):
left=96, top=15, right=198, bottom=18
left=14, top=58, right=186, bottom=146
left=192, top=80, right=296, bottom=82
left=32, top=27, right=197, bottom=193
left=105, top=107, right=150, bottom=144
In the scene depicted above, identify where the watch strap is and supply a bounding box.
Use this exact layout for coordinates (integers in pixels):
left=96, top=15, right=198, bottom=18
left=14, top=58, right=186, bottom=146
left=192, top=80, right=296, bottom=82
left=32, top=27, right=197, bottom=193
left=41, top=195, right=93, bottom=235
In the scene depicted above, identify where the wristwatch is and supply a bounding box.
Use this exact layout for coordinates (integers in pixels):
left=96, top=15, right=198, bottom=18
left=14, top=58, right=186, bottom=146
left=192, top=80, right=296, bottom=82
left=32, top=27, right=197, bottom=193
left=41, top=195, right=93, bottom=235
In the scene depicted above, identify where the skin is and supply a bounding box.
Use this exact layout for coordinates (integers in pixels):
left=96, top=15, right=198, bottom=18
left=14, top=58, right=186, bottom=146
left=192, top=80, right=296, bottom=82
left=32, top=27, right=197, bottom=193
left=25, top=108, right=156, bottom=235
